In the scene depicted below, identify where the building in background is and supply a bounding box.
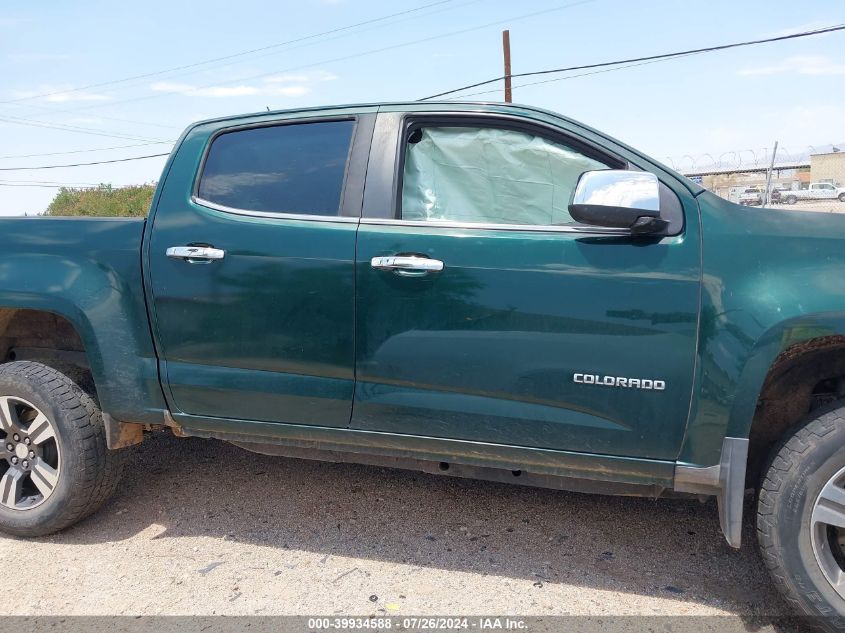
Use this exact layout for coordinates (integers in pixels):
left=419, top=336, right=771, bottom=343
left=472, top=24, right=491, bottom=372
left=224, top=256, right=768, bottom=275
left=811, top=150, right=845, bottom=185
left=693, top=150, right=844, bottom=204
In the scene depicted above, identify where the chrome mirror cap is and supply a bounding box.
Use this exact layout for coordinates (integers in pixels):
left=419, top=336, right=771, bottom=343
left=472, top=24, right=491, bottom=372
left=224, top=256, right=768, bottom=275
left=571, top=170, right=660, bottom=212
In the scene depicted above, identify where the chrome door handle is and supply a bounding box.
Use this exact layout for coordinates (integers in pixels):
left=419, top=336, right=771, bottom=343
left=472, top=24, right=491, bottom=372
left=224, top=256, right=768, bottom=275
left=166, top=246, right=225, bottom=262
left=370, top=255, right=444, bottom=276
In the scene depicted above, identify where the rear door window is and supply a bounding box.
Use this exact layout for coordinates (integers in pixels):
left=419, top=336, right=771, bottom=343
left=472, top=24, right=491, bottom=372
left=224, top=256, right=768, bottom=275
left=197, top=119, right=355, bottom=216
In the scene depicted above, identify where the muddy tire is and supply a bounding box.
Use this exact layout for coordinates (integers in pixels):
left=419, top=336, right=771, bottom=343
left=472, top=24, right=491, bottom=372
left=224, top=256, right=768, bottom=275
left=0, top=361, right=125, bottom=536
left=758, top=402, right=845, bottom=631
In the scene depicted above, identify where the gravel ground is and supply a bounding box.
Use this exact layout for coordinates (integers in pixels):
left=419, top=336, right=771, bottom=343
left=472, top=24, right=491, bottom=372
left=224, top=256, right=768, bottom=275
left=767, top=199, right=845, bottom=213
left=0, top=432, right=792, bottom=624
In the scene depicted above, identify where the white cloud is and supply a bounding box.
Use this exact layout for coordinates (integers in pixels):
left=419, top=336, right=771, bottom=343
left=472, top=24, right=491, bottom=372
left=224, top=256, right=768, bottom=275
left=46, top=92, right=111, bottom=103
left=151, top=81, right=311, bottom=98
left=151, top=82, right=262, bottom=97
left=761, top=21, right=838, bottom=39
left=737, top=55, right=845, bottom=77
left=149, top=71, right=337, bottom=98
left=11, top=86, right=111, bottom=103
left=262, top=74, right=311, bottom=84
left=263, top=71, right=337, bottom=83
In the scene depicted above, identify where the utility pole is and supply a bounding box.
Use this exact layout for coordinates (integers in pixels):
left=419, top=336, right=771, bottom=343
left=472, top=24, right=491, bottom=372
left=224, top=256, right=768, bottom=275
left=764, top=140, right=778, bottom=207
left=502, top=30, right=512, bottom=103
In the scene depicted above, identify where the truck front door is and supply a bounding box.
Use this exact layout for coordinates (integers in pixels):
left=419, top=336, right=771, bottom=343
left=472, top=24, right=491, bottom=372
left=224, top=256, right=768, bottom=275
left=146, top=110, right=374, bottom=427
left=351, top=111, right=701, bottom=460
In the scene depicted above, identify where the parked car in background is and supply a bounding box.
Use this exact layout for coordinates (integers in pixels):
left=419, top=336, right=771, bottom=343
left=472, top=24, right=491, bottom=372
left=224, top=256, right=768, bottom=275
left=738, top=188, right=762, bottom=206
left=1, top=101, right=845, bottom=628
left=780, top=182, right=845, bottom=204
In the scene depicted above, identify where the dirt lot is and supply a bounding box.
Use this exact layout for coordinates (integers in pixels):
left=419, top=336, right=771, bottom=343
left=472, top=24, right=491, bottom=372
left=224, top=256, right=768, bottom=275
left=0, top=432, right=792, bottom=625
left=767, top=199, right=845, bottom=213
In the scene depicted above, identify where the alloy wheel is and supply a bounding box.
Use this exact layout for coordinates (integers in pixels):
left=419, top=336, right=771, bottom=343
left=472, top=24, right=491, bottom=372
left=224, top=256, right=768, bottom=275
left=0, top=396, right=61, bottom=510
left=811, top=464, right=845, bottom=600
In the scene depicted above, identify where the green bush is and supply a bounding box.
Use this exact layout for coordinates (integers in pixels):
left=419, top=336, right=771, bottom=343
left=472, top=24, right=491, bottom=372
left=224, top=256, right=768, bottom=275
left=45, top=183, right=156, bottom=217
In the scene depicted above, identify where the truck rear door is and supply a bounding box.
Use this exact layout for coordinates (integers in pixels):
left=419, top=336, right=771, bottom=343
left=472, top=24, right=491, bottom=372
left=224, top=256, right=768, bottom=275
left=145, top=109, right=375, bottom=427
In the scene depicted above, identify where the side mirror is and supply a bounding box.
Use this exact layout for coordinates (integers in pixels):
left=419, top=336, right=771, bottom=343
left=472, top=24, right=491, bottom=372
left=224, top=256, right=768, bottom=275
left=569, top=170, right=667, bottom=234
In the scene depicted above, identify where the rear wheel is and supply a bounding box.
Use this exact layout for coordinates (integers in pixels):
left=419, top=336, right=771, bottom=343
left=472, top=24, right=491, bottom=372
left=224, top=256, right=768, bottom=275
left=758, top=403, right=845, bottom=630
left=786, top=195, right=798, bottom=205
left=0, top=361, right=125, bottom=536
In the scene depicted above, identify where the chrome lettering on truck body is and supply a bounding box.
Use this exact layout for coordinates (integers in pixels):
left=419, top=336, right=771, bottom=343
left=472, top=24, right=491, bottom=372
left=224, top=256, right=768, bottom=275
left=573, top=373, right=666, bottom=391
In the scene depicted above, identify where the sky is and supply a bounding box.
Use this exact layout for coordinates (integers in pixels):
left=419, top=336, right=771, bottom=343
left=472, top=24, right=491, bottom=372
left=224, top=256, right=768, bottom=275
left=1, top=0, right=844, bottom=216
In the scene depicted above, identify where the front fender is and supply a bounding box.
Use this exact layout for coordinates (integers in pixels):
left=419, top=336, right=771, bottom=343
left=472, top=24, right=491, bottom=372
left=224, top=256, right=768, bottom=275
left=0, top=218, right=166, bottom=423
left=679, top=191, right=845, bottom=466
left=726, top=313, right=845, bottom=441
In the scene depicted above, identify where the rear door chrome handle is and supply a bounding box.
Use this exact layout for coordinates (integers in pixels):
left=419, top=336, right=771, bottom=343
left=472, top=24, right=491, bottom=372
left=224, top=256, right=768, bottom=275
left=166, top=246, right=226, bottom=262
left=371, top=255, right=444, bottom=276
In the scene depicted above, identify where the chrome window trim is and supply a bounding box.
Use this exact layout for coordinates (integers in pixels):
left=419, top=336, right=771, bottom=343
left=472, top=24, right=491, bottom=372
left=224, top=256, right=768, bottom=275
left=366, top=112, right=683, bottom=237
left=192, top=196, right=360, bottom=224
left=359, top=216, right=632, bottom=235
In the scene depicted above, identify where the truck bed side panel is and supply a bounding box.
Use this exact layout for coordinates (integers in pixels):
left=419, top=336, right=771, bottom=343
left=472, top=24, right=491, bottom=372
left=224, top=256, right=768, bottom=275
left=0, top=217, right=166, bottom=423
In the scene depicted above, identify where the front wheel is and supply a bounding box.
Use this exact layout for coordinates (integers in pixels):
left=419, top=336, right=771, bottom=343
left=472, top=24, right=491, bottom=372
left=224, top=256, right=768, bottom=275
left=838, top=193, right=845, bottom=202
left=0, top=361, right=125, bottom=536
left=758, top=403, right=845, bottom=630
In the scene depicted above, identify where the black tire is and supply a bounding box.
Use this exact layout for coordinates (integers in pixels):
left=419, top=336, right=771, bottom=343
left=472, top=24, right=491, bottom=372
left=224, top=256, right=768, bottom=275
left=0, top=361, right=125, bottom=536
left=838, top=193, right=845, bottom=203
left=786, top=195, right=798, bottom=205
left=758, top=402, right=845, bottom=631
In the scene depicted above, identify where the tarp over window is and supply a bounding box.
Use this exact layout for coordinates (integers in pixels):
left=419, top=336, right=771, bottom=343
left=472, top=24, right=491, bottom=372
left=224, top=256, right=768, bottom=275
left=401, top=126, right=609, bottom=226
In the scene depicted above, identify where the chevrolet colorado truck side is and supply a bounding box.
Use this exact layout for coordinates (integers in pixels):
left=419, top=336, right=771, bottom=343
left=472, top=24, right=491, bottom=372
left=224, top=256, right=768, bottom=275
left=1, top=102, right=845, bottom=624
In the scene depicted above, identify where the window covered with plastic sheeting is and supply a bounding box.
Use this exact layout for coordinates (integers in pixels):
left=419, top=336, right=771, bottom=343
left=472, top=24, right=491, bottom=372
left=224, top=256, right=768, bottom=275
left=400, top=126, right=611, bottom=226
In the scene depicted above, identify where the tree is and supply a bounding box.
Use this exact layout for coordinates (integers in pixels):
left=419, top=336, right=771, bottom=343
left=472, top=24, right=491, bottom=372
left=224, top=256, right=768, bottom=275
left=44, top=183, right=156, bottom=217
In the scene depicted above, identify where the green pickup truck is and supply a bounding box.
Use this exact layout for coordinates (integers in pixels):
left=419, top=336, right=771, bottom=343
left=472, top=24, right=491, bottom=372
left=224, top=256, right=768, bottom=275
left=1, top=101, right=844, bottom=623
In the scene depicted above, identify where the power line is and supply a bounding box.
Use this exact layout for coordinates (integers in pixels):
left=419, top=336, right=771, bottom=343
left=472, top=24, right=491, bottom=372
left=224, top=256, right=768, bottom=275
left=3, top=101, right=183, bottom=130
left=0, top=114, right=169, bottom=142
left=5, top=17, right=839, bottom=173
left=0, top=179, right=104, bottom=186
left=2, top=0, right=485, bottom=135
left=0, top=183, right=87, bottom=188
left=18, top=0, right=593, bottom=118
left=0, top=0, right=455, bottom=106
left=0, top=153, right=170, bottom=171
left=0, top=183, right=143, bottom=189
left=0, top=141, right=172, bottom=161
left=420, top=23, right=845, bottom=100
left=444, top=51, right=705, bottom=99
left=0, top=180, right=155, bottom=188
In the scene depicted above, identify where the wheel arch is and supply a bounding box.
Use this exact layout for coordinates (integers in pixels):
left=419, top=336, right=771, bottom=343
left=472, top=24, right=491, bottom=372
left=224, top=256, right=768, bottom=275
left=726, top=315, right=845, bottom=441
left=0, top=287, right=166, bottom=428
left=744, top=333, right=845, bottom=483
left=0, top=303, right=100, bottom=390
left=0, top=303, right=157, bottom=448
left=677, top=315, right=845, bottom=549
